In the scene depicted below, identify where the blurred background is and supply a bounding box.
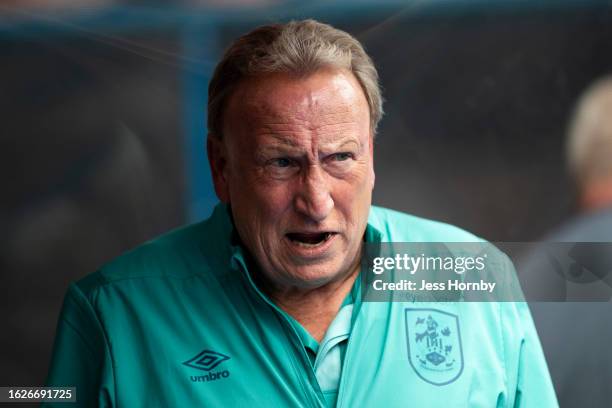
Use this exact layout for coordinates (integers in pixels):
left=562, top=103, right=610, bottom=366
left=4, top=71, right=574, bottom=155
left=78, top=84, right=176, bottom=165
left=2, top=0, right=612, bottom=401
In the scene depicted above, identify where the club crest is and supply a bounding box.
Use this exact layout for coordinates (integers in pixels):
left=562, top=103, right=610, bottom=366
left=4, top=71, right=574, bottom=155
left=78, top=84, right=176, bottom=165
left=405, top=308, right=464, bottom=385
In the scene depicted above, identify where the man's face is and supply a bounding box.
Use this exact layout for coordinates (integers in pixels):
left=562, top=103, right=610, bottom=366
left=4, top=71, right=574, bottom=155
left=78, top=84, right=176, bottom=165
left=209, top=68, right=375, bottom=289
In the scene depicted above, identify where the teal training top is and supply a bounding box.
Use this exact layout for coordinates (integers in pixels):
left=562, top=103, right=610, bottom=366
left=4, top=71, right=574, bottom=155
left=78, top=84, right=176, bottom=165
left=44, top=204, right=558, bottom=407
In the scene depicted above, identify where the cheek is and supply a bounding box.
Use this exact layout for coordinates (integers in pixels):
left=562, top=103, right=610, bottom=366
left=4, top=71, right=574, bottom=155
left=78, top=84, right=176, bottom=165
left=347, top=160, right=375, bottom=192
left=333, top=170, right=373, bottom=213
left=231, top=178, right=295, bottom=228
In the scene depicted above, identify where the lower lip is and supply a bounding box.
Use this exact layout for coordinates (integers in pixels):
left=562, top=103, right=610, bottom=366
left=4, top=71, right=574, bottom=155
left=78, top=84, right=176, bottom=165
left=284, top=233, right=338, bottom=258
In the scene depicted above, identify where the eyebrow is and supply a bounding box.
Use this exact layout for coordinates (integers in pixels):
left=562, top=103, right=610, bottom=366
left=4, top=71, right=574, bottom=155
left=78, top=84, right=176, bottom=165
left=254, top=137, right=362, bottom=159
left=262, top=132, right=304, bottom=148
left=332, top=139, right=361, bottom=150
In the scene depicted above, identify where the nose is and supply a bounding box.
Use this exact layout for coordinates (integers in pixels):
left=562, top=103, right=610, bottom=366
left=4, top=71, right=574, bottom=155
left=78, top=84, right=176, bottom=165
left=294, top=165, right=334, bottom=222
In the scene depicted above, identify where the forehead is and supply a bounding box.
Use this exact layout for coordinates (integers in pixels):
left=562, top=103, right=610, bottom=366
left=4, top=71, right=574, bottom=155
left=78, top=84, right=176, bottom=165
left=223, top=69, right=370, bottom=136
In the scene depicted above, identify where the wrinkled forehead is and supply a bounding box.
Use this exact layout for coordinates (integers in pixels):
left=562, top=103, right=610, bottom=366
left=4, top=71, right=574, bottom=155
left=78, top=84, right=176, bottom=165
left=222, top=69, right=370, bottom=137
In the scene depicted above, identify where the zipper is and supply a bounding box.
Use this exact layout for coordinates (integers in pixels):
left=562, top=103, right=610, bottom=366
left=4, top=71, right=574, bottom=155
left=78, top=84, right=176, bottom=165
left=232, top=253, right=325, bottom=408
left=336, top=225, right=382, bottom=408
left=334, top=286, right=364, bottom=408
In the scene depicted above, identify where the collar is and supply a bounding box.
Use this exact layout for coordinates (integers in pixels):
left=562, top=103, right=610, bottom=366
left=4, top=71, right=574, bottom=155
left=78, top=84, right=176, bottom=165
left=212, top=201, right=382, bottom=319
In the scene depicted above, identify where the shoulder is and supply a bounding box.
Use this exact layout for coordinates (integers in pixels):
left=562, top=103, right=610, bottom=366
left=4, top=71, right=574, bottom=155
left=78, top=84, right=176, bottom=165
left=73, top=204, right=236, bottom=297
left=367, top=205, right=513, bottom=289
left=368, top=205, right=483, bottom=242
left=75, top=210, right=232, bottom=297
left=546, top=208, right=612, bottom=241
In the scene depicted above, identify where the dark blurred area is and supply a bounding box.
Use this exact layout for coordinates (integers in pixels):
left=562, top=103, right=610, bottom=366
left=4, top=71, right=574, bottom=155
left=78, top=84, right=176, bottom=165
left=1, top=8, right=185, bottom=388
left=1, top=0, right=612, bottom=400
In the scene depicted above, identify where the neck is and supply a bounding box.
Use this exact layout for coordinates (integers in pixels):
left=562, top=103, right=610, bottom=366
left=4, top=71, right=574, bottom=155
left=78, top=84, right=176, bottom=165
left=261, top=264, right=359, bottom=343
left=580, top=179, right=612, bottom=212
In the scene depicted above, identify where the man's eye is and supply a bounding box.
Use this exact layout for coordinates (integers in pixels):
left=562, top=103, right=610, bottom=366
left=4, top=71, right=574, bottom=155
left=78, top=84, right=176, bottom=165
left=264, top=157, right=299, bottom=179
left=332, top=152, right=352, bottom=161
left=271, top=158, right=292, bottom=167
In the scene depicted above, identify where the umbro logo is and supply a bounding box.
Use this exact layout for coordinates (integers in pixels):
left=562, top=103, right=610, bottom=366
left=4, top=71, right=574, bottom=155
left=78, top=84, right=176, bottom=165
left=183, top=350, right=230, bottom=371
left=183, top=350, right=231, bottom=383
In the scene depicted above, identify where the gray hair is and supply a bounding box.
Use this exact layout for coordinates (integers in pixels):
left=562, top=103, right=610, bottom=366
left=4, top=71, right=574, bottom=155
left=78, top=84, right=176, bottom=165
left=567, top=76, right=612, bottom=187
left=207, top=19, right=383, bottom=139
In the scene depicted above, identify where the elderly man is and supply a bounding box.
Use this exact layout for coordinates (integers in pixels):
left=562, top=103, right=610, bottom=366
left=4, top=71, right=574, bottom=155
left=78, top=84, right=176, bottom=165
left=45, top=20, right=557, bottom=407
left=528, top=76, right=612, bottom=407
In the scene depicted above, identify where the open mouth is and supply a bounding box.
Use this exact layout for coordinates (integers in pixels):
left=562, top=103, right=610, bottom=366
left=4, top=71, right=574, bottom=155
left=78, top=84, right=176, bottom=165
left=286, top=232, right=336, bottom=247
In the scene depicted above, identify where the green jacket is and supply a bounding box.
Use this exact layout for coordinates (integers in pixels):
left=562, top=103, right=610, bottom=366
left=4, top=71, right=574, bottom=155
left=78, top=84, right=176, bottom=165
left=45, top=204, right=558, bottom=407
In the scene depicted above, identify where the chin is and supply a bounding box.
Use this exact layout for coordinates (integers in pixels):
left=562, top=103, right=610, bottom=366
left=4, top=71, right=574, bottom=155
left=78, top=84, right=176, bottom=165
left=285, top=264, right=348, bottom=288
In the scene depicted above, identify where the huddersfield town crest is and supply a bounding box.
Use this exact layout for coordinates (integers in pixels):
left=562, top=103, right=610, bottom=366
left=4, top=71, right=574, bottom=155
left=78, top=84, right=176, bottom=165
left=405, top=308, right=464, bottom=385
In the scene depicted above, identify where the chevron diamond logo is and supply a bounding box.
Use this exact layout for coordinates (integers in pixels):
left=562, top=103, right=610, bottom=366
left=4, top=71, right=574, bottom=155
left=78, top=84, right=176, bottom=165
left=183, top=350, right=230, bottom=372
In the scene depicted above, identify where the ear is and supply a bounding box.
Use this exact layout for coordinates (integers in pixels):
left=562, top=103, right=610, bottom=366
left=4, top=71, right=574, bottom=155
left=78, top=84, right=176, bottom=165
left=207, top=134, right=230, bottom=203
left=369, top=133, right=376, bottom=190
